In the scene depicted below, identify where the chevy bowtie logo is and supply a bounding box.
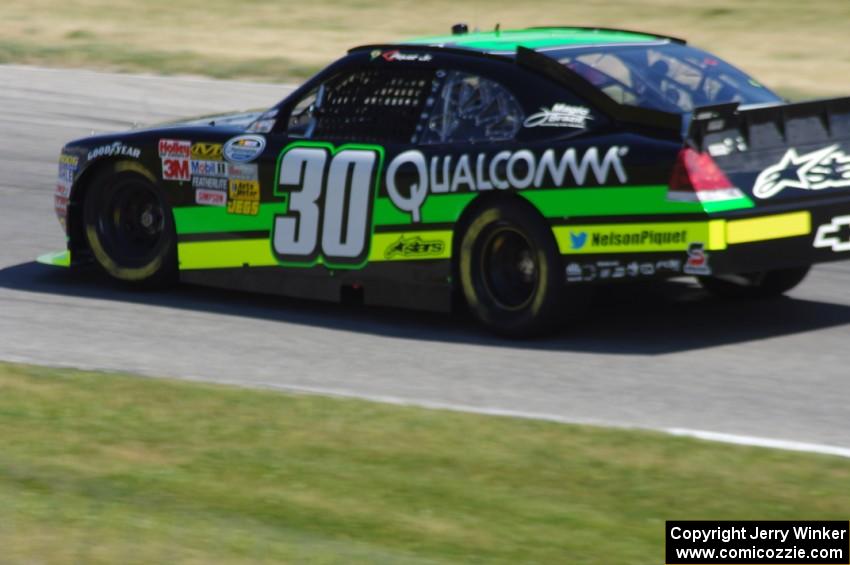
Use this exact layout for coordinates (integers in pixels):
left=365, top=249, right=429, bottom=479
left=813, top=215, right=850, bottom=252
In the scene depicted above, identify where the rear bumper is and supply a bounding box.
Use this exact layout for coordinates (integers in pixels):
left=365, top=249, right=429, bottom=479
left=560, top=197, right=850, bottom=284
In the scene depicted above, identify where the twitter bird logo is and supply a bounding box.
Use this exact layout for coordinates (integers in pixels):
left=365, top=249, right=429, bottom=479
left=570, top=231, right=588, bottom=250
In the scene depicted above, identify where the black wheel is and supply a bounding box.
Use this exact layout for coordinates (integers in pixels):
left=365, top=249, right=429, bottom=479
left=698, top=266, right=810, bottom=299
left=458, top=200, right=581, bottom=337
left=83, top=167, right=177, bottom=286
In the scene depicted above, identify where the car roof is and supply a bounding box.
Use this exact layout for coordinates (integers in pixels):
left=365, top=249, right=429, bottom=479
left=403, top=26, right=683, bottom=54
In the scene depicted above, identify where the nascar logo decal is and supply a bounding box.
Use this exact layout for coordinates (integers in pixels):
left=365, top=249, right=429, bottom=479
left=753, top=145, right=850, bottom=199
left=224, top=135, right=266, bottom=163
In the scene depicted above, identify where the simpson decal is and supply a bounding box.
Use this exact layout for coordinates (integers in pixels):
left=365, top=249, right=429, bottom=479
left=196, top=189, right=226, bottom=207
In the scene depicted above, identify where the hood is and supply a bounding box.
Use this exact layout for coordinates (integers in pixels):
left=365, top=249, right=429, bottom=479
left=138, top=109, right=266, bottom=130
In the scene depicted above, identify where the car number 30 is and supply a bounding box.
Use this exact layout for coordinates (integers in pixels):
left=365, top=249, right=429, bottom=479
left=273, top=145, right=381, bottom=267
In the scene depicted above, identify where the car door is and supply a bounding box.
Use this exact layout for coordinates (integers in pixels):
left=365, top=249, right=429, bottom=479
left=263, top=58, right=438, bottom=271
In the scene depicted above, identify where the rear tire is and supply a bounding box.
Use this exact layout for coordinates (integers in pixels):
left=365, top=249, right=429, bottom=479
left=458, top=200, right=580, bottom=337
left=83, top=168, right=177, bottom=286
left=698, top=266, right=810, bottom=299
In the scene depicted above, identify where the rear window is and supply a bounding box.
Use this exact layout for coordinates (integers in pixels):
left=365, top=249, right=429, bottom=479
left=545, top=43, right=782, bottom=114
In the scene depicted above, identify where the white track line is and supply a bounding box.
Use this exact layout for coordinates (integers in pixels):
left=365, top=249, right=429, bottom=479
left=5, top=355, right=850, bottom=460
left=171, top=374, right=850, bottom=460
left=666, top=429, right=850, bottom=459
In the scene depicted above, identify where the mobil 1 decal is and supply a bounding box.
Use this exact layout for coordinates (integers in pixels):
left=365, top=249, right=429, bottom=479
left=273, top=142, right=385, bottom=269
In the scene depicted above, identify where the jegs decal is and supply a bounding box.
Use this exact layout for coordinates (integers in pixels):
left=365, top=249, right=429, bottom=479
left=753, top=145, right=850, bottom=199
left=273, top=143, right=384, bottom=268
left=227, top=180, right=260, bottom=216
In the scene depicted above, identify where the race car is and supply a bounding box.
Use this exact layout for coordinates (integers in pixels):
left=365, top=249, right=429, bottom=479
left=43, top=26, right=850, bottom=336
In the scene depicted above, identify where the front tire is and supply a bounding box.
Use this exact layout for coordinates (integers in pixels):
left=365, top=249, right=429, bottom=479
left=458, top=200, right=578, bottom=337
left=83, top=168, right=177, bottom=286
left=698, top=266, right=810, bottom=299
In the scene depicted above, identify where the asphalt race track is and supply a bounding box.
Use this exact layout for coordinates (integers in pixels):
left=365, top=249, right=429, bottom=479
left=2, top=65, right=849, bottom=450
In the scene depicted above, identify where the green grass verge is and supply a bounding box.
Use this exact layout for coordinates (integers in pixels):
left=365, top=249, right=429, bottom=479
left=1, top=362, right=849, bottom=564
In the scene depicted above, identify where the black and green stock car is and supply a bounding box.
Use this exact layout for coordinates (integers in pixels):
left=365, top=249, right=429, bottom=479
left=44, top=26, right=850, bottom=335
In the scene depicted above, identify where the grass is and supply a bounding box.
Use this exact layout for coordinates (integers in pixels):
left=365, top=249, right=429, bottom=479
left=0, top=1, right=850, bottom=96
left=0, top=362, right=849, bottom=563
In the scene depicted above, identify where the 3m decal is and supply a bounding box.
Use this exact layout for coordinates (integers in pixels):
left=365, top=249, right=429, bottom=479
left=684, top=243, right=711, bottom=275
left=524, top=104, right=592, bottom=129
left=87, top=141, right=141, bottom=161
left=813, top=215, right=850, bottom=252
left=387, top=146, right=628, bottom=222
left=273, top=142, right=384, bottom=268
left=224, top=135, right=266, bottom=163
left=753, top=145, right=850, bottom=199
left=159, top=139, right=191, bottom=181
left=163, top=158, right=191, bottom=181
left=191, top=142, right=223, bottom=160
left=384, top=235, right=445, bottom=259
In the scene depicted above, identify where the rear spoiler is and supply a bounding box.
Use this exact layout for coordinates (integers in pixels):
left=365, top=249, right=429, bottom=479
left=516, top=46, right=682, bottom=135
left=688, top=97, right=850, bottom=153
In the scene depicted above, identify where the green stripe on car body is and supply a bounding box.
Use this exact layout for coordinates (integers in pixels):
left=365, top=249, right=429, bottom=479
left=173, top=203, right=288, bottom=234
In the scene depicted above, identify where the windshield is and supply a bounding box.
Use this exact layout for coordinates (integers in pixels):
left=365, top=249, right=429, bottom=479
left=544, top=43, right=782, bottom=114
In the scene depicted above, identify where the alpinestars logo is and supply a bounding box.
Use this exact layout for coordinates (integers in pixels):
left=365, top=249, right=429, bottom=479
left=813, top=215, right=850, bottom=252
left=753, top=145, right=850, bottom=199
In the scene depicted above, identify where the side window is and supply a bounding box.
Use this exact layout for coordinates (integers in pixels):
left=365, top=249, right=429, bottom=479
left=418, top=71, right=523, bottom=145
left=287, top=88, right=319, bottom=137
left=286, top=68, right=435, bottom=143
